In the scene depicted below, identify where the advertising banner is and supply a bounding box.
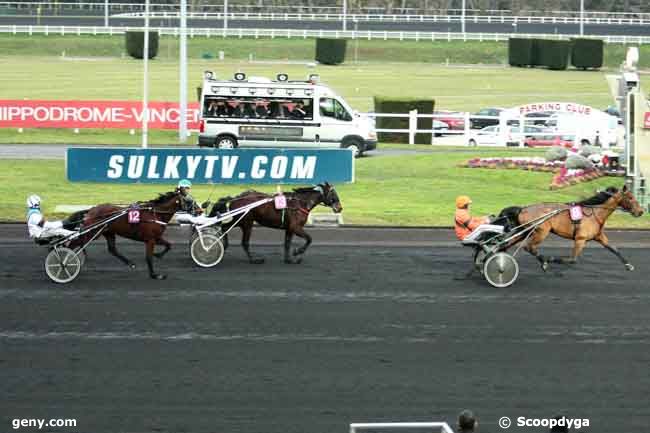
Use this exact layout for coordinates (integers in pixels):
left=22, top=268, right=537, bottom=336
left=66, top=148, right=354, bottom=184
left=0, top=100, right=200, bottom=130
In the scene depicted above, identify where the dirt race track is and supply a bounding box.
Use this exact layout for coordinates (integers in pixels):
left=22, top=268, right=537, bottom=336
left=1, top=225, right=649, bottom=433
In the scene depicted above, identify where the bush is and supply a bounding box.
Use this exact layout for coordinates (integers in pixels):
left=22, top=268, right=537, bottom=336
left=565, top=154, right=594, bottom=169
left=571, top=38, right=604, bottom=69
left=125, top=31, right=159, bottom=59
left=373, top=97, right=435, bottom=144
left=538, top=40, right=570, bottom=70
left=508, top=38, right=533, bottom=67
left=315, top=38, right=347, bottom=65
left=579, top=145, right=601, bottom=157
left=545, top=146, right=568, bottom=161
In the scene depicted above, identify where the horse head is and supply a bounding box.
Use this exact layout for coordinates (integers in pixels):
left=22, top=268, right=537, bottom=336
left=149, top=190, right=184, bottom=214
left=315, top=182, right=343, bottom=213
left=617, top=185, right=644, bottom=217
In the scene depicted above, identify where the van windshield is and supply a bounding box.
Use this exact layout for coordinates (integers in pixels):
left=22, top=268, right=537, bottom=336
left=320, top=98, right=352, bottom=122
left=203, top=96, right=313, bottom=120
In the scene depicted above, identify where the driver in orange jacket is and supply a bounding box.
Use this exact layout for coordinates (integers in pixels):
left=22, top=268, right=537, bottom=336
left=454, top=195, right=490, bottom=240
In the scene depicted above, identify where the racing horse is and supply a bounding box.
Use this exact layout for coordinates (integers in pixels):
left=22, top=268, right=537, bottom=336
left=208, top=183, right=342, bottom=264
left=68, top=191, right=184, bottom=280
left=499, top=185, right=644, bottom=271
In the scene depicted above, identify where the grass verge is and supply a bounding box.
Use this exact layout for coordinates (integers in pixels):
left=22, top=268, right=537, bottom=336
left=2, top=150, right=647, bottom=228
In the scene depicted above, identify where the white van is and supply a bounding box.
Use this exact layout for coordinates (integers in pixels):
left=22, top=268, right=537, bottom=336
left=545, top=111, right=619, bottom=148
left=197, top=71, right=377, bottom=156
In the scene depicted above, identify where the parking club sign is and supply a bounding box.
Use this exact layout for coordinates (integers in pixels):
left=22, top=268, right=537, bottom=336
left=66, top=148, right=354, bottom=184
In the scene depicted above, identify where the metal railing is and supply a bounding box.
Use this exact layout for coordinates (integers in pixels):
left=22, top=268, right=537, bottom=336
left=2, top=24, right=650, bottom=44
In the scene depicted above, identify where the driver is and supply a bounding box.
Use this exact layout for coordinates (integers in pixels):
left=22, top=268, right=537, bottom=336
left=454, top=195, right=491, bottom=240
left=26, top=195, right=77, bottom=240
left=174, top=179, right=212, bottom=225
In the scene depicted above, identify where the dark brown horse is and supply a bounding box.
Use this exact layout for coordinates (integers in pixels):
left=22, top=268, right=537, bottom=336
left=208, top=183, right=342, bottom=264
left=500, top=185, right=644, bottom=271
left=68, top=191, right=184, bottom=279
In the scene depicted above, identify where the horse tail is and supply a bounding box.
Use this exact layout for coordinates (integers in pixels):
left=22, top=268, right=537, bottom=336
left=209, top=196, right=233, bottom=217
left=498, top=206, right=523, bottom=232
left=62, top=209, right=90, bottom=231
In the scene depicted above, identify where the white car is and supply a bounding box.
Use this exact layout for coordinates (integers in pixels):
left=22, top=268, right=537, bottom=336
left=467, top=125, right=508, bottom=146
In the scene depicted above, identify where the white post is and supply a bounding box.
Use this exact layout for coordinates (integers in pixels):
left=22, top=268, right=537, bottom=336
left=461, top=0, right=466, bottom=34
left=409, top=109, right=418, bottom=144
left=579, top=0, right=584, bottom=36
left=104, top=0, right=109, bottom=27
left=342, top=0, right=347, bottom=31
left=179, top=0, right=188, bottom=142
left=142, top=0, right=149, bottom=149
left=224, top=0, right=228, bottom=31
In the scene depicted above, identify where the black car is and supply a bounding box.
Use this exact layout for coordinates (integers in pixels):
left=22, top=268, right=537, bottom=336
left=604, top=106, right=623, bottom=124
left=470, top=107, right=503, bottom=129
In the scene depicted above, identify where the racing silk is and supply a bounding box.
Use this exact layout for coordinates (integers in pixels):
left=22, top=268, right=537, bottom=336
left=26, top=208, right=72, bottom=239
left=180, top=193, right=202, bottom=216
left=454, top=208, right=488, bottom=241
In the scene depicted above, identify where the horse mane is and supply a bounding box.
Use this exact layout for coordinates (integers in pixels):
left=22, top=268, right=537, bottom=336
left=146, top=191, right=178, bottom=206
left=574, top=187, right=619, bottom=206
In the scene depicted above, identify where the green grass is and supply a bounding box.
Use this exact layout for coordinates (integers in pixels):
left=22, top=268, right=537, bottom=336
left=1, top=34, right=648, bottom=68
left=3, top=152, right=648, bottom=228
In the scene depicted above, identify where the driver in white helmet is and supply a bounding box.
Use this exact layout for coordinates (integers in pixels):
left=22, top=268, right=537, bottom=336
left=26, top=195, right=76, bottom=240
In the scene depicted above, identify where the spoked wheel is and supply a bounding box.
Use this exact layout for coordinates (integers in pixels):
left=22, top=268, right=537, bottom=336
left=190, top=233, right=225, bottom=268
left=45, top=247, right=82, bottom=284
left=483, top=252, right=519, bottom=288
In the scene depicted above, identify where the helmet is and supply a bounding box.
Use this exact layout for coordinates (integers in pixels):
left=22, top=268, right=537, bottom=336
left=177, top=179, right=192, bottom=189
left=27, top=194, right=41, bottom=208
left=456, top=195, right=472, bottom=209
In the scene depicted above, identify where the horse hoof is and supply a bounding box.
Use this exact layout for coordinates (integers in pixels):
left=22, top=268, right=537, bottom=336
left=625, top=263, right=635, bottom=272
left=150, top=274, right=166, bottom=280
left=129, top=263, right=136, bottom=270
left=292, top=248, right=304, bottom=257
left=541, top=262, right=549, bottom=272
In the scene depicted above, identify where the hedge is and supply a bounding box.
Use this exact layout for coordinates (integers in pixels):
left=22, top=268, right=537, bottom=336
left=373, top=97, right=435, bottom=144
left=315, top=38, right=347, bottom=65
left=571, top=38, right=604, bottom=69
left=508, top=38, right=533, bottom=67
left=125, top=31, right=159, bottom=60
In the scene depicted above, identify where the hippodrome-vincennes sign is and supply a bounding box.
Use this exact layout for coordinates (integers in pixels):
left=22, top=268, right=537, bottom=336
left=66, top=148, right=354, bottom=184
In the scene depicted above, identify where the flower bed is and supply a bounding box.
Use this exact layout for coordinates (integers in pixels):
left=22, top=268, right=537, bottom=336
left=462, top=157, right=622, bottom=190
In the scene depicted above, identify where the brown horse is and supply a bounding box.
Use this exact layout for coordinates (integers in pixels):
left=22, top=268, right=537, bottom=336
left=208, top=183, right=342, bottom=264
left=500, top=185, right=644, bottom=271
left=68, top=191, right=184, bottom=279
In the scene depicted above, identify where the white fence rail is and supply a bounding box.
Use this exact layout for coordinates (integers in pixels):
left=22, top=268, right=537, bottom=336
left=2, top=25, right=650, bottom=44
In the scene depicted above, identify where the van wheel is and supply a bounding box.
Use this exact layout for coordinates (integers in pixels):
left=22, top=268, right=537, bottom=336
left=580, top=139, right=590, bottom=146
left=343, top=139, right=362, bottom=158
left=216, top=135, right=238, bottom=149
left=469, top=139, right=477, bottom=147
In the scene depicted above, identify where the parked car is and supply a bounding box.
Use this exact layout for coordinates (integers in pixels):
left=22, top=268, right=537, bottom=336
left=470, top=107, right=504, bottom=130
left=524, top=134, right=574, bottom=148
left=432, top=119, right=450, bottom=137
left=467, top=125, right=516, bottom=146
left=434, top=110, right=465, bottom=130
left=604, top=106, right=623, bottom=125
left=524, top=111, right=554, bottom=126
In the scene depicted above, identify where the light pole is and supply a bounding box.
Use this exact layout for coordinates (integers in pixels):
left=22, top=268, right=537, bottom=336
left=342, top=0, right=347, bottom=31
left=104, top=0, right=109, bottom=27
left=461, top=0, right=466, bottom=34
left=579, top=0, right=584, bottom=36
left=224, top=0, right=228, bottom=31
left=179, top=0, right=188, bottom=142
left=142, top=0, right=149, bottom=149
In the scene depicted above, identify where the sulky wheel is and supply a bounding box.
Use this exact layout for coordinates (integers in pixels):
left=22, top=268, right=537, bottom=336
left=483, top=252, right=519, bottom=288
left=190, top=233, right=225, bottom=268
left=45, top=247, right=82, bottom=284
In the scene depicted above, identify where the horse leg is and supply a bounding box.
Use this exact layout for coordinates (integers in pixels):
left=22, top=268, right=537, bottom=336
left=146, top=239, right=166, bottom=280
left=553, top=238, right=586, bottom=265
left=524, top=226, right=551, bottom=272
left=595, top=232, right=634, bottom=271
left=284, top=230, right=301, bottom=264
left=104, top=232, right=135, bottom=269
left=153, top=237, right=171, bottom=259
left=240, top=221, right=264, bottom=264
left=291, top=226, right=312, bottom=257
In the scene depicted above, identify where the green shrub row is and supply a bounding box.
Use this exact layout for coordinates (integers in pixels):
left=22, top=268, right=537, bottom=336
left=125, top=31, right=159, bottom=59
left=373, top=97, right=435, bottom=144
left=508, top=37, right=603, bottom=70
left=315, top=38, right=347, bottom=65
